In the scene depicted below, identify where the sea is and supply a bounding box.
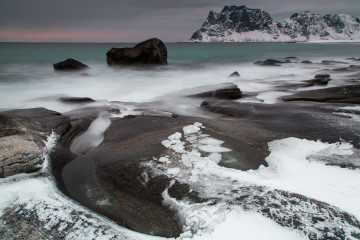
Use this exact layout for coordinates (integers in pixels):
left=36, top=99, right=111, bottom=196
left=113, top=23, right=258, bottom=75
left=1, top=42, right=360, bottom=240
left=0, top=42, right=360, bottom=112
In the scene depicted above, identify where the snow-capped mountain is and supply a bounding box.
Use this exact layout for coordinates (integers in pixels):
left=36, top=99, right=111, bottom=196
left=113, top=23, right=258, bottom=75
left=190, top=5, right=360, bottom=42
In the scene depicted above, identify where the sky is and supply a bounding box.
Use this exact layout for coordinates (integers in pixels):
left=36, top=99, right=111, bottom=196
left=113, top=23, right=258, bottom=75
left=0, top=0, right=359, bottom=42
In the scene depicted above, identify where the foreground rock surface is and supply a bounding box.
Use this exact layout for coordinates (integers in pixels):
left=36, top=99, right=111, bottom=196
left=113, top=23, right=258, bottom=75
left=53, top=58, right=89, bottom=71
left=106, top=38, right=168, bottom=65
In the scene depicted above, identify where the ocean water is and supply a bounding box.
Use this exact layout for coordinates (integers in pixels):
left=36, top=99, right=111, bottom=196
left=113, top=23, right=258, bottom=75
left=0, top=42, right=360, bottom=112
left=1, top=42, right=360, bottom=239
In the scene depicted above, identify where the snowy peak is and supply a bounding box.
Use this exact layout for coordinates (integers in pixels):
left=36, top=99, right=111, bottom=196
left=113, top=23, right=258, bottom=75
left=190, top=6, right=360, bottom=42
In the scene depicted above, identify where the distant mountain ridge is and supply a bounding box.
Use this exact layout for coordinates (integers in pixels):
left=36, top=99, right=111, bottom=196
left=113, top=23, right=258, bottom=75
left=190, top=5, right=360, bottom=42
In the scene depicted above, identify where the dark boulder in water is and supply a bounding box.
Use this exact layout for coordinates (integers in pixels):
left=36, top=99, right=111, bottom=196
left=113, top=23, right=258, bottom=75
left=309, top=74, right=332, bottom=85
left=228, top=71, right=240, bottom=77
left=301, top=60, right=313, bottom=64
left=254, top=59, right=290, bottom=66
left=53, top=58, right=89, bottom=71
left=106, top=38, right=167, bottom=65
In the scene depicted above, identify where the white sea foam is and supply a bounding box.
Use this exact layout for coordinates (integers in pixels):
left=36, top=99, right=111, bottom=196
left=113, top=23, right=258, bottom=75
left=0, top=54, right=356, bottom=114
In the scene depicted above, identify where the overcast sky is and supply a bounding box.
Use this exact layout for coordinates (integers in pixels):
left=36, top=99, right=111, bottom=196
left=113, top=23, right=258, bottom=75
left=0, top=0, right=359, bottom=42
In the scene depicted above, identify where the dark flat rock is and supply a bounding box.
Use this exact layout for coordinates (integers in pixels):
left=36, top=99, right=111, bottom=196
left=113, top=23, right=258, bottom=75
left=59, top=97, right=95, bottom=104
left=2, top=108, right=71, bottom=135
left=282, top=85, right=360, bottom=104
left=301, top=60, right=313, bottom=64
left=189, top=83, right=242, bottom=100
left=200, top=99, right=360, bottom=152
left=254, top=59, right=291, bottom=66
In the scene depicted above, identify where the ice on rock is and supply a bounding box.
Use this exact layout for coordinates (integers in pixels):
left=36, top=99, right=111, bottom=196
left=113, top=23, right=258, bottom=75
left=208, top=153, right=222, bottom=164
left=167, top=168, right=181, bottom=176
left=144, top=122, right=360, bottom=239
left=198, top=145, right=232, bottom=153
left=199, top=138, right=224, bottom=146
left=183, top=122, right=203, bottom=135
left=161, top=132, right=185, bottom=153
left=159, top=157, right=171, bottom=163
left=169, top=132, right=182, bottom=140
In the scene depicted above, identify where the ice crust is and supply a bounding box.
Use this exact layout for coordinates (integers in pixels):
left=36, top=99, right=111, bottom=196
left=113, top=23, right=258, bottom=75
left=142, top=122, right=360, bottom=239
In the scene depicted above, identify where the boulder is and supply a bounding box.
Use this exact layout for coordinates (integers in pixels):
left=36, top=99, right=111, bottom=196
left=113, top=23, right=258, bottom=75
left=106, top=38, right=167, bottom=65
left=0, top=108, right=71, bottom=179
left=53, top=58, right=89, bottom=71
left=228, top=71, right=240, bottom=78
left=254, top=59, right=290, bottom=66
left=58, top=97, right=95, bottom=104
left=0, top=114, right=45, bottom=177
left=309, top=74, right=332, bottom=85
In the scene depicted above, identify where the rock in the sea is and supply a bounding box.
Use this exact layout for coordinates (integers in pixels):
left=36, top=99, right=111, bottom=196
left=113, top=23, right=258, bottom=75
left=190, top=83, right=243, bottom=100
left=59, top=97, right=95, bottom=104
left=254, top=59, right=290, bottom=66
left=228, top=71, right=240, bottom=78
left=106, top=38, right=167, bottom=65
left=301, top=60, right=313, bottom=64
left=309, top=74, right=332, bottom=85
left=53, top=58, right=89, bottom=71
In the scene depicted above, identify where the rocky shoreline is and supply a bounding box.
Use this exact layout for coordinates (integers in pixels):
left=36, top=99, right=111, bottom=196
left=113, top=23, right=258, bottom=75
left=1, top=43, right=360, bottom=239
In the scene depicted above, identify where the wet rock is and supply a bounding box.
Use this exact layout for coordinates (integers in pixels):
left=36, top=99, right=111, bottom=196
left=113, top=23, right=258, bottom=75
left=53, top=58, right=89, bottom=71
left=200, top=99, right=360, bottom=151
left=285, top=56, right=297, bottom=59
left=228, top=71, right=240, bottom=77
left=0, top=108, right=71, bottom=178
left=282, top=85, right=360, bottom=104
left=63, top=115, right=194, bottom=237
left=332, top=65, right=360, bottom=72
left=59, top=97, right=95, bottom=104
left=0, top=114, right=45, bottom=178
left=190, top=83, right=242, bottom=100
left=301, top=60, right=313, bottom=64
left=0, top=207, right=59, bottom=240
left=3, top=108, right=71, bottom=135
left=308, top=74, right=332, bottom=85
left=254, top=59, right=290, bottom=66
left=106, top=38, right=167, bottom=65
left=1, top=107, right=73, bottom=187
left=232, top=187, right=360, bottom=240
left=321, top=60, right=347, bottom=65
